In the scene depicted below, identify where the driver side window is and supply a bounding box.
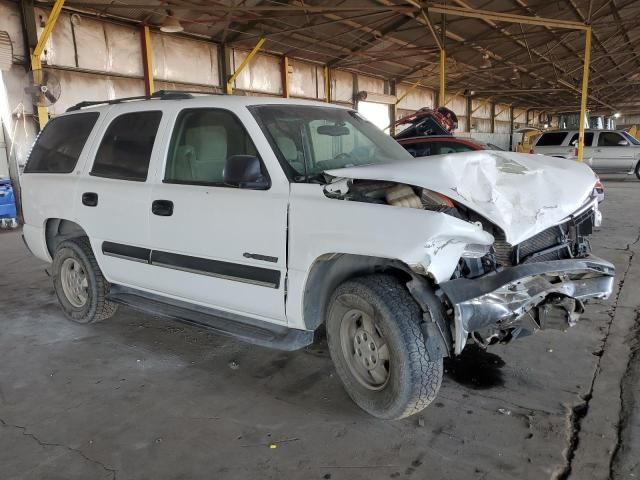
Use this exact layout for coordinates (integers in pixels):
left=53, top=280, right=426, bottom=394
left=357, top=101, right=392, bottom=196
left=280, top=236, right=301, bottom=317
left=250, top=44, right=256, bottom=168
left=165, top=108, right=258, bottom=185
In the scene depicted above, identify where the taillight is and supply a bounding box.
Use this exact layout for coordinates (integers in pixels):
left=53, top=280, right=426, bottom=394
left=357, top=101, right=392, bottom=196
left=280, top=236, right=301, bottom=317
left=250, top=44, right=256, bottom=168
left=529, top=148, right=535, bottom=154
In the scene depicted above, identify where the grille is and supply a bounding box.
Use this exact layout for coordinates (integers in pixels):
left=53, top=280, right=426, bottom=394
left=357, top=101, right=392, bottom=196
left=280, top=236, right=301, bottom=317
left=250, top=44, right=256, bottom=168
left=516, top=225, right=570, bottom=264
left=493, top=223, right=575, bottom=267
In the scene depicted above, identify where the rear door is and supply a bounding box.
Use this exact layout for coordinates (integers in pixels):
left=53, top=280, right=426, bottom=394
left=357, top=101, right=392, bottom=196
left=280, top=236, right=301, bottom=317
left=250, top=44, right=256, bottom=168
left=74, top=106, right=164, bottom=287
left=592, top=131, right=636, bottom=172
left=145, top=106, right=289, bottom=322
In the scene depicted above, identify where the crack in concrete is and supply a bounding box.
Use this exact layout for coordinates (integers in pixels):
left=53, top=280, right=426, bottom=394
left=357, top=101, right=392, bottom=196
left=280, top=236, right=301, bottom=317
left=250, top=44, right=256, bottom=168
left=0, top=417, right=117, bottom=479
left=609, top=307, right=640, bottom=479
left=555, top=227, right=639, bottom=480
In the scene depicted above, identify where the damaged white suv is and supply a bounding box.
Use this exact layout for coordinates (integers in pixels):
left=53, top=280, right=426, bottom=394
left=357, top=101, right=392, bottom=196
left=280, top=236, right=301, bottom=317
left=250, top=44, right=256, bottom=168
left=21, top=92, right=615, bottom=419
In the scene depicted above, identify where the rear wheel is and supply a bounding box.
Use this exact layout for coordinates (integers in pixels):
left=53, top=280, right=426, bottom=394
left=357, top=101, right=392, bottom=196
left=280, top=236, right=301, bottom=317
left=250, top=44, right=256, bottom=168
left=635, top=162, right=640, bottom=180
left=52, top=237, right=117, bottom=324
left=326, top=274, right=443, bottom=419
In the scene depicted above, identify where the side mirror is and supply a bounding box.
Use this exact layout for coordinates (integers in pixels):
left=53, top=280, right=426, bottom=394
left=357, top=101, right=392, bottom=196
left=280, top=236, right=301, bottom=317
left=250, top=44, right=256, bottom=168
left=618, top=139, right=629, bottom=146
left=223, top=155, right=270, bottom=190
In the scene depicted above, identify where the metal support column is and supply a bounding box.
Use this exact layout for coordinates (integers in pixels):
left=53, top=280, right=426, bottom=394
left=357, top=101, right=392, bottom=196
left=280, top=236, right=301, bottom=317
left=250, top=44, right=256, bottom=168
left=227, top=37, right=265, bottom=95
left=465, top=94, right=472, bottom=132
left=509, top=105, right=515, bottom=151
left=389, top=79, right=397, bottom=136
left=29, top=0, right=65, bottom=128
left=439, top=48, right=446, bottom=107
left=281, top=56, right=289, bottom=98
left=577, top=26, right=592, bottom=162
left=324, top=65, right=331, bottom=103
left=141, top=25, right=154, bottom=96
left=490, top=102, right=496, bottom=133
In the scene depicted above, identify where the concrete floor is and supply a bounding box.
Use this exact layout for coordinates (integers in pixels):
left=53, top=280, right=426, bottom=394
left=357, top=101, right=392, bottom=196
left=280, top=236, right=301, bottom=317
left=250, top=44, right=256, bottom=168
left=0, top=176, right=638, bottom=480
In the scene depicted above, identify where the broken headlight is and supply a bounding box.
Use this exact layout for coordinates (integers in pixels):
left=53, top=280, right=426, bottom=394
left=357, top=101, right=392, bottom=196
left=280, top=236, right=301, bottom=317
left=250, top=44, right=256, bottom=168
left=461, top=243, right=492, bottom=258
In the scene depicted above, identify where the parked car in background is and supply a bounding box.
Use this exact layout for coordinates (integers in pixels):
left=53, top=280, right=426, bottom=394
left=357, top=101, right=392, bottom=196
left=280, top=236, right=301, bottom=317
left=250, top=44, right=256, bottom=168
left=397, top=135, right=503, bottom=157
left=532, top=129, right=640, bottom=178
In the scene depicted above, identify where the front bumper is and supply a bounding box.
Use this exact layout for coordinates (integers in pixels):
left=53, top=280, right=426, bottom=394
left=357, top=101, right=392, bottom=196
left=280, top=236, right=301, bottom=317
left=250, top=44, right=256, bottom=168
left=439, top=256, right=615, bottom=354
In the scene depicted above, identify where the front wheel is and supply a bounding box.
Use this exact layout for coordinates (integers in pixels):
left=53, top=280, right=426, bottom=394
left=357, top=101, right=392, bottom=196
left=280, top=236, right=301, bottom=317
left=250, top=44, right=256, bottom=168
left=635, top=161, right=640, bottom=180
left=326, top=274, right=443, bottom=419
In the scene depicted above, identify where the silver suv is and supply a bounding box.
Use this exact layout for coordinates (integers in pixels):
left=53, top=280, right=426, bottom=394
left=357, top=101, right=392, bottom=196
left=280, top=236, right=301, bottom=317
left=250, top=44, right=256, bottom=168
left=532, top=129, right=640, bottom=178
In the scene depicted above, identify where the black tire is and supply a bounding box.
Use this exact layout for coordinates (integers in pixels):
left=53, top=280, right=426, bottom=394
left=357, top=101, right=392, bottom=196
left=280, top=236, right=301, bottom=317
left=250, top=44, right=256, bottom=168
left=635, top=162, right=640, bottom=180
left=52, top=237, right=117, bottom=324
left=326, top=274, right=443, bottom=419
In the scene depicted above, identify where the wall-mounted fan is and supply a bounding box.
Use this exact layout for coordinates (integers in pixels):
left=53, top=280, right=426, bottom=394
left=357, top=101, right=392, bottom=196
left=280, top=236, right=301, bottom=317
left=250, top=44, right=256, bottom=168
left=23, top=69, right=61, bottom=107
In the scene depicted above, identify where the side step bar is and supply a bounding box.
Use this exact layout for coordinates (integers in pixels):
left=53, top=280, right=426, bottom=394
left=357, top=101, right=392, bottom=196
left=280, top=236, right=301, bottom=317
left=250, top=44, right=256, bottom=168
left=107, top=286, right=314, bottom=351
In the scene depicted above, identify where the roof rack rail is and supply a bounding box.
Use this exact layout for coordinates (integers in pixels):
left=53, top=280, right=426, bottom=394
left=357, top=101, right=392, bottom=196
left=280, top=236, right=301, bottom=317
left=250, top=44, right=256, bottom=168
left=66, top=89, right=216, bottom=112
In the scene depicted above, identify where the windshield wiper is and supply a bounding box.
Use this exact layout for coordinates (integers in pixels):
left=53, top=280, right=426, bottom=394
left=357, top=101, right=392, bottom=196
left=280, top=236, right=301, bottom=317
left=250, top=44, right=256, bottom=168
left=294, top=172, right=328, bottom=184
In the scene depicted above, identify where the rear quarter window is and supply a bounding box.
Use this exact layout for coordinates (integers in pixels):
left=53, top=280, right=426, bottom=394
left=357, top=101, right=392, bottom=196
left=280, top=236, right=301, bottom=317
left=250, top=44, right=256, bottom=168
left=24, top=112, right=99, bottom=173
left=535, top=132, right=568, bottom=146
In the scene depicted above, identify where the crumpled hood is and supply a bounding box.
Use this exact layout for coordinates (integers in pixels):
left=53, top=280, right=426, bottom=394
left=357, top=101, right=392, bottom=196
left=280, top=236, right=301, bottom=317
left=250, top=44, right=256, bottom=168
left=325, top=150, right=597, bottom=245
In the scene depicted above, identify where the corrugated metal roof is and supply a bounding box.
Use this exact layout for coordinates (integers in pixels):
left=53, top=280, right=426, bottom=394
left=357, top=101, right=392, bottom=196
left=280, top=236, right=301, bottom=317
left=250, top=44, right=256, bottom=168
left=37, top=0, right=640, bottom=111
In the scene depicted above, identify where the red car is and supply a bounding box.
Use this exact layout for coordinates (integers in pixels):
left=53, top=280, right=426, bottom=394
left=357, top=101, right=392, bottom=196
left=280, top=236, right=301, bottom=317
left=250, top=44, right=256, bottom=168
left=397, top=135, right=502, bottom=158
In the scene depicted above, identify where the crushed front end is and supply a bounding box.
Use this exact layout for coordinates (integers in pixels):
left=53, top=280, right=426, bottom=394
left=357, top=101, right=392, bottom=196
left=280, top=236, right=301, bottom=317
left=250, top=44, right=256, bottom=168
left=439, top=199, right=615, bottom=354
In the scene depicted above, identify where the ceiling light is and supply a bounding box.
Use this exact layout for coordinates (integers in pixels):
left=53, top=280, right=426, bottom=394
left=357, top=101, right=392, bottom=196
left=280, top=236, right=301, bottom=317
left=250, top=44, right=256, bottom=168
left=613, top=112, right=621, bottom=118
left=160, top=15, right=183, bottom=33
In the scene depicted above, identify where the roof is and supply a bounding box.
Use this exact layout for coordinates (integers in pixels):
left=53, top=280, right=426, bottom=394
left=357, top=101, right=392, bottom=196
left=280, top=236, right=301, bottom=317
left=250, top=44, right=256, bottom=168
left=38, top=0, right=640, bottom=114
left=65, top=91, right=351, bottom=114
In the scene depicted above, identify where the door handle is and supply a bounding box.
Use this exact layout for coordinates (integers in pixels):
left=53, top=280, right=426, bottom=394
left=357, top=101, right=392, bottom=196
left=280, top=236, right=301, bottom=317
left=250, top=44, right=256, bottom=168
left=152, top=199, right=174, bottom=216
left=82, top=192, right=98, bottom=207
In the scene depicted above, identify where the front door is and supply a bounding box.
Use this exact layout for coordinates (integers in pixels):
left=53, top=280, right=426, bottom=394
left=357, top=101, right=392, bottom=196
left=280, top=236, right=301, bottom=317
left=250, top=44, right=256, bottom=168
left=145, top=107, right=289, bottom=323
left=592, top=131, right=636, bottom=172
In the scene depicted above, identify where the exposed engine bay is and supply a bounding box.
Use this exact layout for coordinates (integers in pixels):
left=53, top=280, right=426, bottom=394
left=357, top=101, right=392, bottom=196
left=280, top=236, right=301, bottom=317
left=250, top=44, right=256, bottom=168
left=324, top=178, right=597, bottom=277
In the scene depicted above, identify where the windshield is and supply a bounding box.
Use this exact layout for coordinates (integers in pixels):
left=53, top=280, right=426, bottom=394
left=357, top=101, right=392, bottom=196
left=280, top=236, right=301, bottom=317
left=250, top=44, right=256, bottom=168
left=622, top=131, right=640, bottom=145
left=250, top=105, right=412, bottom=181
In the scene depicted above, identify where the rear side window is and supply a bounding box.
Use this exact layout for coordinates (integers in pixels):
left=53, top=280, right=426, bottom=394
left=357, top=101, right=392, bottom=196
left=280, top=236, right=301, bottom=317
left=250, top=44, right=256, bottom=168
left=535, top=132, right=568, bottom=146
left=568, top=132, right=594, bottom=146
left=91, top=111, right=162, bottom=181
left=597, top=132, right=625, bottom=147
left=24, top=112, right=99, bottom=173
left=435, top=141, right=476, bottom=154
left=403, top=142, right=436, bottom=157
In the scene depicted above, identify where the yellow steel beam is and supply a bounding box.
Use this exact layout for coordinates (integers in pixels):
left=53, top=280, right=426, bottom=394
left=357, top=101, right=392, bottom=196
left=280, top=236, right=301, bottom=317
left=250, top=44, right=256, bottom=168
left=427, top=3, right=588, bottom=31
left=577, top=26, right=592, bottom=162
left=324, top=65, right=331, bottom=102
left=141, top=25, right=154, bottom=96
left=227, top=37, right=265, bottom=95
left=395, top=79, right=421, bottom=105
left=31, top=0, right=65, bottom=128
left=439, top=47, right=445, bottom=107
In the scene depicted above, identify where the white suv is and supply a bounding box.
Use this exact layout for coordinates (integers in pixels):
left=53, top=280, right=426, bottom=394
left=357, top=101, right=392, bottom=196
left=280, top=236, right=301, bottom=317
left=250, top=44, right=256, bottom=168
left=532, top=129, right=640, bottom=178
left=21, top=91, right=615, bottom=419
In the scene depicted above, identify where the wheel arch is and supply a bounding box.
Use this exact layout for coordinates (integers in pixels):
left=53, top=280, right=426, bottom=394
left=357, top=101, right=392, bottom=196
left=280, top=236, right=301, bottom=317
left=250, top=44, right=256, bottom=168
left=302, top=253, right=420, bottom=331
left=45, top=218, right=89, bottom=257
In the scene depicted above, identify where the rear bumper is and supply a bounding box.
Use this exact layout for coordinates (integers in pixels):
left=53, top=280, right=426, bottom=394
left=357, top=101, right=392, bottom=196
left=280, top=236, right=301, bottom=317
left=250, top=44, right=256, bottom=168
left=439, top=256, right=615, bottom=354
